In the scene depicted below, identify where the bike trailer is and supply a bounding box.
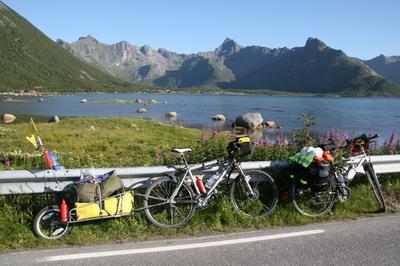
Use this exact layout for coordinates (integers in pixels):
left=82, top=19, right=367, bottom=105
left=75, top=191, right=134, bottom=220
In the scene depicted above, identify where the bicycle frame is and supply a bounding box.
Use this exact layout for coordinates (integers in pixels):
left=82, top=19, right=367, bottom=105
left=336, top=146, right=371, bottom=184
left=170, top=153, right=254, bottom=205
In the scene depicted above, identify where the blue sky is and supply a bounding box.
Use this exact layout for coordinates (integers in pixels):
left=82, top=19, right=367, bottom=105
left=2, top=0, right=399, bottom=59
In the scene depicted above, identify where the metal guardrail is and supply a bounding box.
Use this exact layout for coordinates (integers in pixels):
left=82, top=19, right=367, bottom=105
left=1, top=155, right=399, bottom=195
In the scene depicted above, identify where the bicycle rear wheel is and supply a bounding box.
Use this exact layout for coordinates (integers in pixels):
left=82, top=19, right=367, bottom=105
left=143, top=176, right=195, bottom=228
left=291, top=175, right=336, bottom=217
left=364, top=163, right=387, bottom=212
left=230, top=170, right=278, bottom=217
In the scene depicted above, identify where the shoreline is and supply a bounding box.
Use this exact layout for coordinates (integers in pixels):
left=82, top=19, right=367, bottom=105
left=0, top=89, right=398, bottom=98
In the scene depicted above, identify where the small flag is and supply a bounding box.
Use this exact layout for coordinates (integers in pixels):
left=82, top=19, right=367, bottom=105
left=25, top=134, right=43, bottom=149
left=26, top=134, right=37, bottom=147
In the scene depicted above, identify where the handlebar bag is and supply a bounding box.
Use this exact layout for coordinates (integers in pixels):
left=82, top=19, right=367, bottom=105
left=227, top=136, right=251, bottom=157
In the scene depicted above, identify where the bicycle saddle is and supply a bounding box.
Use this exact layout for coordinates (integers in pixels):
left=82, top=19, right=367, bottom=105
left=171, top=148, right=192, bottom=154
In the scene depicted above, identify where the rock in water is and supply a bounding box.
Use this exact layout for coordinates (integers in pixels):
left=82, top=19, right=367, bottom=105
left=148, top=99, right=159, bottom=104
left=49, top=115, right=60, bottom=123
left=137, top=108, right=147, bottom=113
left=264, top=120, right=278, bottom=128
left=234, top=113, right=263, bottom=129
left=166, top=111, right=177, bottom=118
left=212, top=114, right=226, bottom=121
left=2, top=114, right=16, bottom=124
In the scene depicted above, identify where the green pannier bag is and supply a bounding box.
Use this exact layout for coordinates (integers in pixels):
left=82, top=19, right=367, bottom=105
left=100, top=174, right=124, bottom=198
left=76, top=182, right=99, bottom=202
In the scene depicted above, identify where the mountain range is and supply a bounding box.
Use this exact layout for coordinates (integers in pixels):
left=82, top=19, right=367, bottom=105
left=1, top=1, right=399, bottom=96
left=363, top=55, right=400, bottom=84
left=58, top=35, right=400, bottom=96
left=0, top=1, right=144, bottom=92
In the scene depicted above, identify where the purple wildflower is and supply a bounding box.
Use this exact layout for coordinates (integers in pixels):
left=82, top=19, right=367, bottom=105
left=274, top=136, right=281, bottom=145
left=155, top=152, right=164, bottom=161
left=259, top=136, right=269, bottom=146
left=389, top=131, right=397, bottom=146
left=200, top=131, right=208, bottom=144
left=340, top=132, right=349, bottom=143
left=212, top=128, right=219, bottom=139
left=4, top=157, right=11, bottom=168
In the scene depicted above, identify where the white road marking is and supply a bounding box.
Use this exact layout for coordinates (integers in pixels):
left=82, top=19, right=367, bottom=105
left=43, top=229, right=325, bottom=262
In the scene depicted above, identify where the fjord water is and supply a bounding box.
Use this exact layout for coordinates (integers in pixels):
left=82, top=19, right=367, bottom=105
left=1, top=93, right=399, bottom=141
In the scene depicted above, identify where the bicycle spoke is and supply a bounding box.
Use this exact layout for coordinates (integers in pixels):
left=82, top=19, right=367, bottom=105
left=146, top=193, right=167, bottom=201
left=231, top=170, right=278, bottom=217
left=144, top=178, right=195, bottom=228
left=152, top=186, right=166, bottom=200
left=159, top=182, right=170, bottom=198
left=292, top=177, right=335, bottom=217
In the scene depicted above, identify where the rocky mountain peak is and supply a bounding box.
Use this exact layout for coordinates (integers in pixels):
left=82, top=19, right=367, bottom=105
left=157, top=48, right=168, bottom=55
left=157, top=48, right=176, bottom=58
left=305, top=37, right=327, bottom=51
left=215, top=38, right=242, bottom=56
left=381, top=55, right=400, bottom=64
left=78, top=35, right=98, bottom=43
left=377, top=54, right=386, bottom=60
left=56, top=39, right=67, bottom=45
left=140, top=45, right=153, bottom=56
left=368, top=54, right=400, bottom=64
left=115, top=40, right=130, bottom=50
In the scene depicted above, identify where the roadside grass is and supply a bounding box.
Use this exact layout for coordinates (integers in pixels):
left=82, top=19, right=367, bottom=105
left=1, top=180, right=397, bottom=252
left=0, top=117, right=202, bottom=170
left=0, top=117, right=399, bottom=252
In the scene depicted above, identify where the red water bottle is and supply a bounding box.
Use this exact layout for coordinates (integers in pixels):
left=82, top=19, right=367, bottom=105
left=60, top=199, right=69, bottom=223
left=196, top=176, right=207, bottom=194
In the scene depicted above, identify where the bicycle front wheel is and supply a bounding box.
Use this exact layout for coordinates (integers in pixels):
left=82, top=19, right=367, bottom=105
left=230, top=170, right=278, bottom=217
left=364, top=163, right=387, bottom=212
left=33, top=205, right=70, bottom=240
left=291, top=175, right=336, bottom=217
left=143, top=177, right=196, bottom=228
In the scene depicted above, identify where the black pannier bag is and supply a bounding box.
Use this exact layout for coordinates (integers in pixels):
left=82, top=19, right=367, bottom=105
left=313, top=161, right=331, bottom=190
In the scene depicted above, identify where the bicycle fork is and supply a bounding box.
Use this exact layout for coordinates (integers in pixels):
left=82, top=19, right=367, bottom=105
left=236, top=164, right=256, bottom=198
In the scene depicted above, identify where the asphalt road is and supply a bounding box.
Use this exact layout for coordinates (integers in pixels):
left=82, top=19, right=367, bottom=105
left=1, top=214, right=399, bottom=266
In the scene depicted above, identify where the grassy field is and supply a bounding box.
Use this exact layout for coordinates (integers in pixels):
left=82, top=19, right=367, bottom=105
left=0, top=117, right=399, bottom=252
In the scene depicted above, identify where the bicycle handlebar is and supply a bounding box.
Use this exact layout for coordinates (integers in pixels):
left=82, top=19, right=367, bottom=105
left=346, top=133, right=379, bottom=145
left=319, top=133, right=379, bottom=153
left=369, top=134, right=379, bottom=140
